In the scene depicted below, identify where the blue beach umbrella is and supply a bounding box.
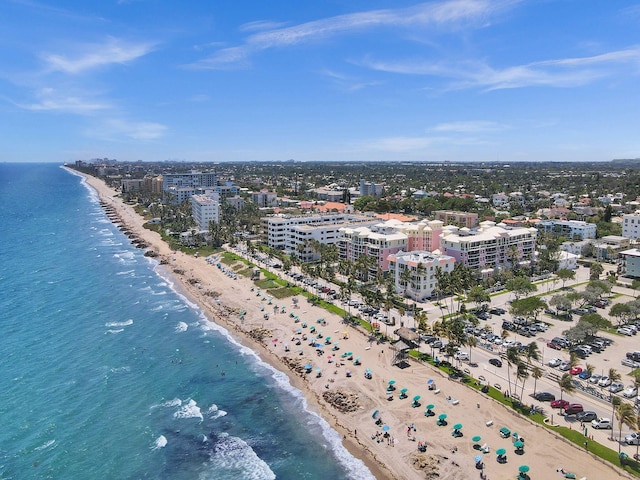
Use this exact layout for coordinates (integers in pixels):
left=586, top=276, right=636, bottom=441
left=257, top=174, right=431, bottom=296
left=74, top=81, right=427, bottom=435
left=382, top=425, right=390, bottom=431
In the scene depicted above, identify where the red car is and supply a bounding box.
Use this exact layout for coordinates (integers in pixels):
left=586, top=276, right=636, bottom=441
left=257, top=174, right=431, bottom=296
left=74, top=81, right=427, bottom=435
left=550, top=399, right=569, bottom=409
left=547, top=341, right=562, bottom=350
left=570, top=366, right=583, bottom=375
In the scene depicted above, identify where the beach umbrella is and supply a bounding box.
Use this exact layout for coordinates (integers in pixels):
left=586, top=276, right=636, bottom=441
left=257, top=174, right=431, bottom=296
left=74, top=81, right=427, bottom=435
left=413, top=395, right=421, bottom=402
left=438, top=414, right=447, bottom=420
left=315, top=368, right=321, bottom=373
left=304, top=364, right=312, bottom=370
left=474, top=455, right=482, bottom=463
left=472, top=436, right=482, bottom=443
left=496, top=448, right=506, bottom=456
left=514, top=441, right=524, bottom=448
left=427, top=379, right=434, bottom=385
left=518, top=465, right=530, bottom=473
left=372, top=409, right=379, bottom=419
left=388, top=380, right=396, bottom=385
left=400, top=388, right=408, bottom=394
left=382, top=425, right=390, bottom=431
left=426, top=404, right=435, bottom=410
left=453, top=423, right=462, bottom=430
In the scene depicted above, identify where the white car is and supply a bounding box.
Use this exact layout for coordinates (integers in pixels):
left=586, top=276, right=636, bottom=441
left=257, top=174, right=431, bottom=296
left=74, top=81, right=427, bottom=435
left=589, top=374, right=602, bottom=384
left=625, top=432, right=640, bottom=445
left=598, top=376, right=612, bottom=387
left=623, top=386, right=638, bottom=398
left=548, top=358, right=562, bottom=368
left=454, top=352, right=469, bottom=361
left=618, top=327, right=634, bottom=336
left=558, top=361, right=571, bottom=371
left=591, top=418, right=612, bottom=429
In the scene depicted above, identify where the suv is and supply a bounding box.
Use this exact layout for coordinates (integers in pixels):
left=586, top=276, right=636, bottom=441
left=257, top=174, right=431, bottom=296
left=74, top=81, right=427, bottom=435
left=564, top=403, right=584, bottom=415
left=609, top=381, right=624, bottom=393
left=591, top=418, right=612, bottom=429
left=625, top=432, right=640, bottom=445
left=576, top=411, right=597, bottom=422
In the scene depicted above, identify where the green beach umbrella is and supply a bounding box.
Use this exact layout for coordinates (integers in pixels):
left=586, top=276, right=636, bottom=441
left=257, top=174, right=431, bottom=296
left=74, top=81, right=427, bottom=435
left=518, top=465, right=530, bottom=473
left=496, top=448, right=507, bottom=456
left=472, top=436, right=481, bottom=443
left=426, top=404, right=435, bottom=410
left=514, top=441, right=524, bottom=448
left=400, top=388, right=408, bottom=393
left=413, top=395, right=421, bottom=401
left=453, top=423, right=462, bottom=430
left=438, top=413, right=447, bottom=420
left=388, top=380, right=396, bottom=385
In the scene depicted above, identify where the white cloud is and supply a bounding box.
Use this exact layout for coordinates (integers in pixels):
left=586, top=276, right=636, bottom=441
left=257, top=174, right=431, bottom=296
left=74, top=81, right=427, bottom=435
left=43, top=37, right=156, bottom=74
left=191, top=0, right=515, bottom=69
left=360, top=46, right=640, bottom=91
left=17, top=87, right=111, bottom=114
left=238, top=20, right=289, bottom=32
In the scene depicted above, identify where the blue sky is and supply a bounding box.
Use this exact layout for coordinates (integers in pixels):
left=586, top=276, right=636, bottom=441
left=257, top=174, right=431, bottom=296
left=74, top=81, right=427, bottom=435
left=2, top=0, right=640, bottom=163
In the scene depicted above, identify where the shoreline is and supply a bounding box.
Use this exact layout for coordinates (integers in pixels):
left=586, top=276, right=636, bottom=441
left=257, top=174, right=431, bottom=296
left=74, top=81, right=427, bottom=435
left=71, top=167, right=633, bottom=480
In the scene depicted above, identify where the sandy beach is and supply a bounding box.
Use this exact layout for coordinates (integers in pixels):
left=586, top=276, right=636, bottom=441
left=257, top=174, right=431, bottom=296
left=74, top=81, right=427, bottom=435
left=77, top=169, right=632, bottom=480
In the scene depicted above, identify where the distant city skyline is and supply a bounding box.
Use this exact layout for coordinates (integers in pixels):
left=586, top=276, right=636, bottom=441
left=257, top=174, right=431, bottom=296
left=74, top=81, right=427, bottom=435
left=2, top=0, right=640, bottom=163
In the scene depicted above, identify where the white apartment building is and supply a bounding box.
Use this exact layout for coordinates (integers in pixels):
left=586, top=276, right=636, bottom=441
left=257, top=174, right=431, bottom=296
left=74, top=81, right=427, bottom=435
left=263, top=213, right=375, bottom=262
left=622, top=212, right=640, bottom=240
left=162, top=171, right=217, bottom=191
left=440, top=221, right=537, bottom=270
left=190, top=193, right=220, bottom=231
left=535, top=220, right=596, bottom=240
left=621, top=249, right=640, bottom=278
left=252, top=190, right=278, bottom=207
left=388, top=251, right=455, bottom=301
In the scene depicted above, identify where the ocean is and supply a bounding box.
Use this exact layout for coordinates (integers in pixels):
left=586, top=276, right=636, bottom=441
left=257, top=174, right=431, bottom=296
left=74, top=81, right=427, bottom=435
left=0, top=163, right=374, bottom=480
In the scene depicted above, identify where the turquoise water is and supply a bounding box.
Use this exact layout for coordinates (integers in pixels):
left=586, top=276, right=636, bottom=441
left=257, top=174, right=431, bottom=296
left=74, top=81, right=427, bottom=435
left=0, top=164, right=374, bottom=480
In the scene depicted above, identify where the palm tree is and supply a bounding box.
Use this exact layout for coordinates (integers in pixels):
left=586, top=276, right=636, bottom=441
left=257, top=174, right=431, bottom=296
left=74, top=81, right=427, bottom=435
left=607, top=395, right=621, bottom=441
left=506, top=346, right=521, bottom=397
left=467, top=335, right=477, bottom=363
left=531, top=366, right=543, bottom=396
left=635, top=413, right=640, bottom=460
left=616, top=403, right=636, bottom=452
left=558, top=373, right=575, bottom=404
left=516, top=363, right=529, bottom=400
left=585, top=363, right=595, bottom=378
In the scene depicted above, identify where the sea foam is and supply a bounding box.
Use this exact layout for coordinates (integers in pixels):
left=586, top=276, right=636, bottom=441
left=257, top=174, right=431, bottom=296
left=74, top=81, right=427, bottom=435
left=206, top=433, right=276, bottom=480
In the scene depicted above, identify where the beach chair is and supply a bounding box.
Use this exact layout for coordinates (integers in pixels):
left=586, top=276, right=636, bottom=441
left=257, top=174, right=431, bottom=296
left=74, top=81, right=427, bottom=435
left=480, top=443, right=490, bottom=454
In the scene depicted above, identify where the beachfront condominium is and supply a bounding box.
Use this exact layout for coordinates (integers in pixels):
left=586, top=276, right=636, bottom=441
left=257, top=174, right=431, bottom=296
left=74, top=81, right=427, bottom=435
left=262, top=213, right=376, bottom=262
left=388, top=251, right=455, bottom=301
left=162, top=171, right=218, bottom=191
left=339, top=221, right=409, bottom=276
left=440, top=221, right=537, bottom=271
left=190, top=193, right=220, bottom=231
left=535, top=219, right=596, bottom=240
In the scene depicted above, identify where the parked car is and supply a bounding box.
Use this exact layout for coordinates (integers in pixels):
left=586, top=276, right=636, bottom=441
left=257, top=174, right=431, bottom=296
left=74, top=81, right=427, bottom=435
left=564, top=403, right=584, bottom=415
left=454, top=352, right=470, bottom=361
left=623, top=386, right=638, bottom=398
left=591, top=418, right=612, bottom=429
left=578, top=370, right=592, bottom=380
left=609, top=381, right=625, bottom=393
left=622, top=358, right=640, bottom=368
left=570, top=366, right=583, bottom=375
left=550, top=399, right=569, bottom=409
left=535, top=392, right=556, bottom=402
left=598, top=376, right=612, bottom=387
left=618, top=327, right=634, bottom=336
left=576, top=411, right=598, bottom=422
left=558, top=361, right=571, bottom=371
left=489, top=358, right=503, bottom=368
left=548, top=358, right=562, bottom=368
left=589, top=374, right=602, bottom=384
left=547, top=341, right=562, bottom=350
left=625, top=432, right=640, bottom=445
